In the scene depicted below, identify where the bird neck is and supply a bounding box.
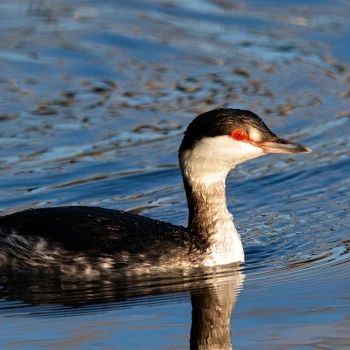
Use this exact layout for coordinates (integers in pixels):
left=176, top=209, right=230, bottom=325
left=180, top=160, right=244, bottom=264
left=184, top=174, right=231, bottom=240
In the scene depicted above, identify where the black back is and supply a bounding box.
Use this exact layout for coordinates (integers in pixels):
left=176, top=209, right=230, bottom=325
left=0, top=207, right=187, bottom=256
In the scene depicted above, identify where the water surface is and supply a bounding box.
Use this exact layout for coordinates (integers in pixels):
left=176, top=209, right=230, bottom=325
left=0, top=0, right=349, bottom=348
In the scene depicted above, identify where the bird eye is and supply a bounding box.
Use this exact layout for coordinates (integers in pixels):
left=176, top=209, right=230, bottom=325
left=231, top=129, right=248, bottom=141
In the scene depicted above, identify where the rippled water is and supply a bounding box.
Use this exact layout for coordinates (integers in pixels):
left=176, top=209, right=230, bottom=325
left=0, top=0, right=349, bottom=348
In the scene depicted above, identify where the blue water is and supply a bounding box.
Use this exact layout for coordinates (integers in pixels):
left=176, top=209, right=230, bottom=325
left=0, top=0, right=349, bottom=348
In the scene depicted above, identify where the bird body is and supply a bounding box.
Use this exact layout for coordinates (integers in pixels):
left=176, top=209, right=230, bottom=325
left=0, top=109, right=311, bottom=275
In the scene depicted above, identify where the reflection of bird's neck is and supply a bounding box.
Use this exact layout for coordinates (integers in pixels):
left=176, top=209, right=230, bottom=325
left=190, top=292, right=233, bottom=350
left=180, top=149, right=244, bottom=264
left=190, top=270, right=244, bottom=350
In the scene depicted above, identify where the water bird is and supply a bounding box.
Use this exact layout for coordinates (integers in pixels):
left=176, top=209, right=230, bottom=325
left=0, top=109, right=311, bottom=275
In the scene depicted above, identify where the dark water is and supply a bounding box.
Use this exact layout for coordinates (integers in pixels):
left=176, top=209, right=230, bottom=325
left=0, top=0, right=349, bottom=348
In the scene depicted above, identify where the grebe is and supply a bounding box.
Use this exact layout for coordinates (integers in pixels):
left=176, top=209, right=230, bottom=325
left=0, top=109, right=311, bottom=275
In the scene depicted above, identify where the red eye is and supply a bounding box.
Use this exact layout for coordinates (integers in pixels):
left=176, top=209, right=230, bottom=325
left=231, top=129, right=248, bottom=141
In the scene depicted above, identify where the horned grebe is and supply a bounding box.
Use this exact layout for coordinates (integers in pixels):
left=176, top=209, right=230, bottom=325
left=0, top=109, right=311, bottom=275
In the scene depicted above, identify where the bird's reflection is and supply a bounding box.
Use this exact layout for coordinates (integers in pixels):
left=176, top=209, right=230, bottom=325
left=190, top=268, right=243, bottom=349
left=0, top=266, right=244, bottom=349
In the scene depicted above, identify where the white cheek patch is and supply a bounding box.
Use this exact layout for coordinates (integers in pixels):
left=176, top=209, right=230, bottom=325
left=248, top=128, right=263, bottom=142
left=180, top=135, right=264, bottom=181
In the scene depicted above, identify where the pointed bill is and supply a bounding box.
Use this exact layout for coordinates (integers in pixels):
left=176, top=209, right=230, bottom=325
left=251, top=137, right=312, bottom=154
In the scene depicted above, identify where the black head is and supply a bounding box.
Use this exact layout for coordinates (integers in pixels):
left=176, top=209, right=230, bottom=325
left=179, top=108, right=311, bottom=155
left=179, top=109, right=277, bottom=152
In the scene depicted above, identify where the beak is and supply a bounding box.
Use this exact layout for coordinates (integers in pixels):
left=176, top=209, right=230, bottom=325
left=252, top=137, right=312, bottom=154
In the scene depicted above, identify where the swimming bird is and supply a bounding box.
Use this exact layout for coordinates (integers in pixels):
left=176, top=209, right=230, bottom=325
left=0, top=109, right=311, bottom=275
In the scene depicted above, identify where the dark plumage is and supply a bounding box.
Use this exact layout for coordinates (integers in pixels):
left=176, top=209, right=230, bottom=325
left=0, top=207, right=187, bottom=256
left=179, top=108, right=277, bottom=151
